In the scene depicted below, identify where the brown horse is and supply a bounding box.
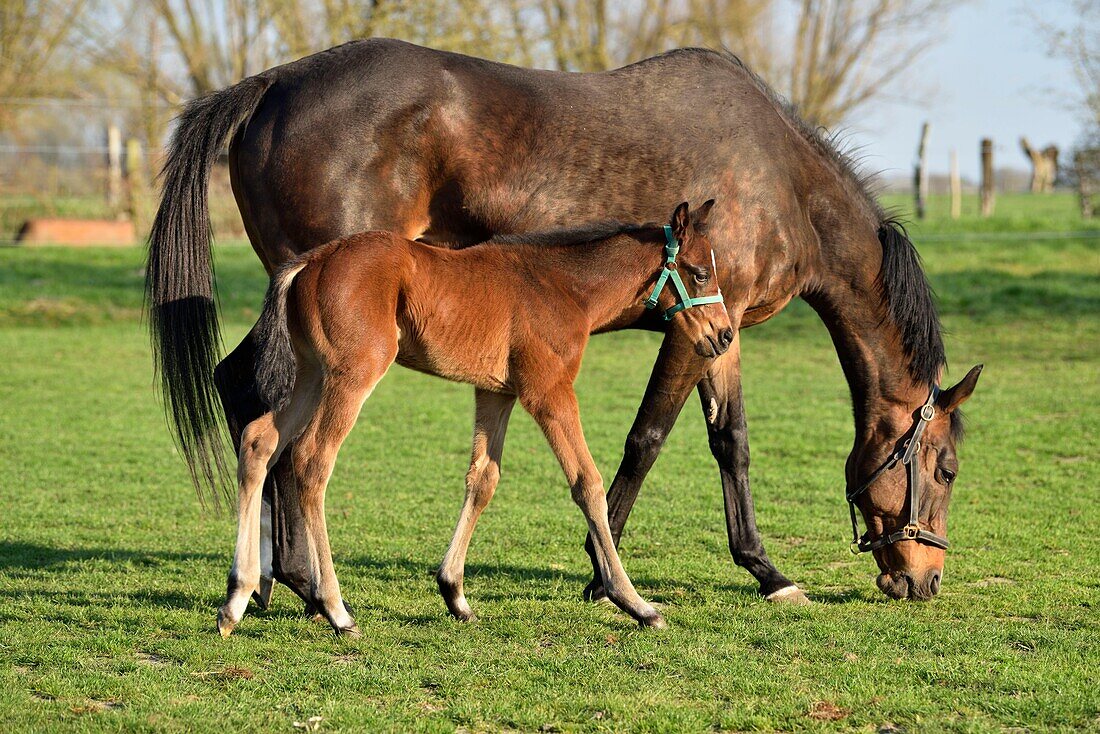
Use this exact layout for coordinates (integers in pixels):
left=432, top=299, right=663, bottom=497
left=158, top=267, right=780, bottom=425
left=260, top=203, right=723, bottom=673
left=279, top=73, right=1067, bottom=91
left=217, top=203, right=731, bottom=636
left=147, top=40, right=982, bottom=614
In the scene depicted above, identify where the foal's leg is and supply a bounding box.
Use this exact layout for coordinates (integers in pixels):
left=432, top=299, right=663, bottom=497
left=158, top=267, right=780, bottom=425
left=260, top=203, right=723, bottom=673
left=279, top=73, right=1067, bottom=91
left=583, top=328, right=708, bottom=601
left=293, top=361, right=392, bottom=636
left=217, top=394, right=313, bottom=637
left=525, top=387, right=665, bottom=628
left=697, top=336, right=808, bottom=603
left=437, top=389, right=515, bottom=621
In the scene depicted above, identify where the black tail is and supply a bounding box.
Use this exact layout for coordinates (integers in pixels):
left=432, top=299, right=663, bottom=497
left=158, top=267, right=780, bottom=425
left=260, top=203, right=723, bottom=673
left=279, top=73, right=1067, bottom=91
left=146, top=75, right=272, bottom=505
left=254, top=262, right=304, bottom=414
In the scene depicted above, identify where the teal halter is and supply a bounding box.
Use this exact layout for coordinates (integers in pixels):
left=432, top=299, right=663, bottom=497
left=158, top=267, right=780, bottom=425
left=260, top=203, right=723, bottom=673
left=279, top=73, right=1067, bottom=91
left=644, top=226, right=725, bottom=320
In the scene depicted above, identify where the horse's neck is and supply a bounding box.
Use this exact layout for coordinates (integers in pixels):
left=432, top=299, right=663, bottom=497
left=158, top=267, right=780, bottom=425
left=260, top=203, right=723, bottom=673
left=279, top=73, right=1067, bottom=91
left=802, top=225, right=933, bottom=438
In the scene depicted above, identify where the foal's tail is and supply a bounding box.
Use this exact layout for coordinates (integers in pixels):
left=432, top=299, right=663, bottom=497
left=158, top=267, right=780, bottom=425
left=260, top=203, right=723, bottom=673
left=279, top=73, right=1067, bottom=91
left=255, top=262, right=306, bottom=414
left=146, top=75, right=272, bottom=503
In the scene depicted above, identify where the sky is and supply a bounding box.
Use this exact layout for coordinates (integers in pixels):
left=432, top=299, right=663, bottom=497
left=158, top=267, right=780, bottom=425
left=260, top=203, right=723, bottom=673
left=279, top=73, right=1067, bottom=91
left=839, top=0, right=1085, bottom=182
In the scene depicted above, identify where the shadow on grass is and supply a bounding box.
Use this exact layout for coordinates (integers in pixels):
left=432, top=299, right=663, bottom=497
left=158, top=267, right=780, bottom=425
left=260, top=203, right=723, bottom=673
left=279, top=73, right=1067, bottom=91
left=0, top=541, right=222, bottom=570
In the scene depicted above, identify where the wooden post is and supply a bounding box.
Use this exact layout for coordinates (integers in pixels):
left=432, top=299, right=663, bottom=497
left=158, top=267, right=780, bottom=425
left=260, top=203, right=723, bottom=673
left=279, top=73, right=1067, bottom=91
left=980, top=138, right=995, bottom=218
left=1077, top=150, right=1095, bottom=219
left=106, top=124, right=123, bottom=213
left=125, top=137, right=149, bottom=230
left=950, top=149, right=961, bottom=220
left=914, top=122, right=930, bottom=219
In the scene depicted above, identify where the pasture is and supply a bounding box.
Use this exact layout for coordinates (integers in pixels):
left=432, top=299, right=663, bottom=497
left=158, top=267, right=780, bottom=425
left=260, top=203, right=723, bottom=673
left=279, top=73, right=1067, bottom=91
left=0, top=193, right=1097, bottom=731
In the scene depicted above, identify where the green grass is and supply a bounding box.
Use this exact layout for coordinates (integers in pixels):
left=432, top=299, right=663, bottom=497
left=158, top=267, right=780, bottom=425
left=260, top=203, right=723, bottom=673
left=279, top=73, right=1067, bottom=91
left=0, top=194, right=1097, bottom=732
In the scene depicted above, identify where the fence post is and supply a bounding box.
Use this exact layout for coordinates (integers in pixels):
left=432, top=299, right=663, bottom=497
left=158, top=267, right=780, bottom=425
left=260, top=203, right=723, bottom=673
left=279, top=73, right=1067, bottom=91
left=980, top=138, right=995, bottom=218
left=914, top=122, right=930, bottom=219
left=126, top=137, right=150, bottom=232
left=950, top=149, right=961, bottom=220
left=106, top=124, right=123, bottom=214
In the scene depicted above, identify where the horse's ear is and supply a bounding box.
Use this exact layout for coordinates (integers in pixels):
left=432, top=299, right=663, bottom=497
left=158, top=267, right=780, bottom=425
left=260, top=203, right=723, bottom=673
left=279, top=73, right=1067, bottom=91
left=937, top=364, right=983, bottom=413
left=671, top=202, right=690, bottom=238
left=693, top=199, right=716, bottom=230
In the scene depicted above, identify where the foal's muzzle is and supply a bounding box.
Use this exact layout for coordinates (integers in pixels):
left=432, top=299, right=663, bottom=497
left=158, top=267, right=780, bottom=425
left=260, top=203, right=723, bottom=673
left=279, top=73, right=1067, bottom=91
left=697, top=327, right=734, bottom=358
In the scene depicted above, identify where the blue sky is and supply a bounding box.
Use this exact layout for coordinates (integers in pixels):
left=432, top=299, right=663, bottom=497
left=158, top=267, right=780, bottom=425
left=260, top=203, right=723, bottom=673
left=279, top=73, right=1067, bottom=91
left=841, top=0, right=1084, bottom=181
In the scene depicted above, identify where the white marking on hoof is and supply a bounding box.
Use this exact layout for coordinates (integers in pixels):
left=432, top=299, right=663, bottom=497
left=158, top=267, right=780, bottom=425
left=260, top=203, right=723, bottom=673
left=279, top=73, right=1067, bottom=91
left=765, top=585, right=811, bottom=605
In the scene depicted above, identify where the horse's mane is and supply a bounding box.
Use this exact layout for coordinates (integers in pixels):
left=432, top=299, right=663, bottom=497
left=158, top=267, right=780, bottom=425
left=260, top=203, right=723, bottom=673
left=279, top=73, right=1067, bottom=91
left=686, top=48, right=952, bottom=409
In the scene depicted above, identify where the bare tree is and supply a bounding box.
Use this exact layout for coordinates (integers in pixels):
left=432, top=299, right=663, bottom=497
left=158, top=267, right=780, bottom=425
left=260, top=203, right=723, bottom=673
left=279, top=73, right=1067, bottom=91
left=0, top=0, right=89, bottom=130
left=781, top=0, right=953, bottom=128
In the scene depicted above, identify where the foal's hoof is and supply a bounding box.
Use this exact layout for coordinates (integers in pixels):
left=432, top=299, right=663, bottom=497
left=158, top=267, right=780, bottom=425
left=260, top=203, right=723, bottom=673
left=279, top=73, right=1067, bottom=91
left=251, top=576, right=275, bottom=610
left=765, top=585, right=812, bottom=606
left=336, top=624, right=361, bottom=639
left=583, top=580, right=608, bottom=603
left=216, top=607, right=237, bottom=638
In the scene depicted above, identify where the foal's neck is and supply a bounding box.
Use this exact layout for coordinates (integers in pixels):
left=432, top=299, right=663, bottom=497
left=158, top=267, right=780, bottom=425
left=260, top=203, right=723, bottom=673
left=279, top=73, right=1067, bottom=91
left=510, top=234, right=662, bottom=331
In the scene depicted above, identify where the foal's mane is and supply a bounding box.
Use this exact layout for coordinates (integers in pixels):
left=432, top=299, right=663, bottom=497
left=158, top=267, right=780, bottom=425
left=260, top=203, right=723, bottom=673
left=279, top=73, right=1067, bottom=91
left=484, top=221, right=658, bottom=248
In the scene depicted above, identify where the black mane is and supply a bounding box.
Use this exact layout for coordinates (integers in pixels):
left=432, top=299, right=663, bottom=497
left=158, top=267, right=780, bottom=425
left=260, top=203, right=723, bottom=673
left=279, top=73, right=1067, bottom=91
left=698, top=48, right=948, bottom=392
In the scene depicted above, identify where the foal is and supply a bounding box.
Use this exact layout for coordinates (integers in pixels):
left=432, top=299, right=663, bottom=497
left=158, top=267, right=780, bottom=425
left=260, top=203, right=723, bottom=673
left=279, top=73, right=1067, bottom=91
left=218, top=201, right=732, bottom=636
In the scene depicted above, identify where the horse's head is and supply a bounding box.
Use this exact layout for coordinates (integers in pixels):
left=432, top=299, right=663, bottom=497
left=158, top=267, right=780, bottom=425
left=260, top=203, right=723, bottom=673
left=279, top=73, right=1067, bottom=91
left=847, top=365, right=983, bottom=600
left=649, top=200, right=733, bottom=358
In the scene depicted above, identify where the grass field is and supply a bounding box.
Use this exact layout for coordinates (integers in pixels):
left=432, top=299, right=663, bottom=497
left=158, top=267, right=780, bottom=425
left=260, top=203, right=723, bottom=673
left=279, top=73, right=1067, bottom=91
left=0, top=193, right=1097, bottom=732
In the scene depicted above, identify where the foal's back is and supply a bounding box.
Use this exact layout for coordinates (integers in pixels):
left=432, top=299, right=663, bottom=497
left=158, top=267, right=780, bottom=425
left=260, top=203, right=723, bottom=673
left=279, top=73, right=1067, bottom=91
left=289, top=232, right=588, bottom=393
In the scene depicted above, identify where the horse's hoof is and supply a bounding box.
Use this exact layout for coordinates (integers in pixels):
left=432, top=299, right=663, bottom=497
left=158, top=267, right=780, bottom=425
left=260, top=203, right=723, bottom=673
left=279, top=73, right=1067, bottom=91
left=216, top=607, right=237, bottom=638
left=765, top=585, right=811, bottom=606
left=337, top=624, right=361, bottom=638
left=638, top=611, right=667, bottom=629
left=251, top=577, right=275, bottom=610
left=583, top=580, right=608, bottom=603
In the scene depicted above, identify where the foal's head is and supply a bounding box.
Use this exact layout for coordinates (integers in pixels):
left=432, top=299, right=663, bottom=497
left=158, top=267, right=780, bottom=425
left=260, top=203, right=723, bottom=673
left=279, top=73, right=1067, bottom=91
left=645, top=201, right=734, bottom=358
left=848, top=365, right=983, bottom=600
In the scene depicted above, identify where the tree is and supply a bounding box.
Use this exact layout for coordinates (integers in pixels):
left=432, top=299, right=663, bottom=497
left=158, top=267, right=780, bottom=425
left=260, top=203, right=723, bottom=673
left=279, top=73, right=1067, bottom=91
left=0, top=0, right=89, bottom=130
left=781, top=0, right=954, bottom=128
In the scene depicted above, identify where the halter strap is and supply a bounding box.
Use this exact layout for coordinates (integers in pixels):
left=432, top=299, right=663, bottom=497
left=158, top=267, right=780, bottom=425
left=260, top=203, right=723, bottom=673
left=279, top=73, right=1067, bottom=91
left=644, top=226, right=724, bottom=321
left=846, top=386, right=950, bottom=554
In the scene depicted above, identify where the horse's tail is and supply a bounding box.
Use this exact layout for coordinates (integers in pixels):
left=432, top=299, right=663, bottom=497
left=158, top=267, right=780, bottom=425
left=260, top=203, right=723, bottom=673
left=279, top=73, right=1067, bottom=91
left=146, top=75, right=272, bottom=504
left=255, top=262, right=306, bottom=414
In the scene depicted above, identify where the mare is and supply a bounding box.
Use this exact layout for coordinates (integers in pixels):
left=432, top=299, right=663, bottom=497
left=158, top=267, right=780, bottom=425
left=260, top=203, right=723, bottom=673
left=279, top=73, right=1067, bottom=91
left=146, top=40, right=982, bottom=617
left=216, top=203, right=731, bottom=636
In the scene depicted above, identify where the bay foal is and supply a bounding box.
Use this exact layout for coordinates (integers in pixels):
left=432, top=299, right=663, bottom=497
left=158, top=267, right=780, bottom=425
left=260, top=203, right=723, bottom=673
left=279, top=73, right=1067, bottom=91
left=218, top=202, right=732, bottom=636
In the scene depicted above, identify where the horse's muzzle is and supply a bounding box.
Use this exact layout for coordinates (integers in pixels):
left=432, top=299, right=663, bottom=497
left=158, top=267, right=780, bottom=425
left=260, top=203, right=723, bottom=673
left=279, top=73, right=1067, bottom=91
left=876, top=568, right=942, bottom=601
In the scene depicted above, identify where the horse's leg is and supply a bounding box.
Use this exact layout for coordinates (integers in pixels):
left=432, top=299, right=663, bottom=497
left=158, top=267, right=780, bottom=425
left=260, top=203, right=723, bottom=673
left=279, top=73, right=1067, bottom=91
left=213, top=330, right=316, bottom=610
left=582, top=328, right=707, bottom=601
left=524, top=386, right=665, bottom=628
left=437, top=389, right=516, bottom=621
left=697, top=335, right=809, bottom=604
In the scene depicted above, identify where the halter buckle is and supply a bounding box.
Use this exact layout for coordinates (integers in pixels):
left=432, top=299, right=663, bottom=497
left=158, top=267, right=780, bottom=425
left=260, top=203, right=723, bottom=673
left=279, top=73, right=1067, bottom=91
left=849, top=540, right=862, bottom=555
left=901, top=523, right=920, bottom=540
left=920, top=404, right=935, bottom=422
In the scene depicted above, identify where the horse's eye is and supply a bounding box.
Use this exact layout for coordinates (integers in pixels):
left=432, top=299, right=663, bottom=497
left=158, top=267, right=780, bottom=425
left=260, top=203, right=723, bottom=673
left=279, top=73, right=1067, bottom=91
left=694, top=272, right=709, bottom=284
left=938, top=468, right=957, bottom=484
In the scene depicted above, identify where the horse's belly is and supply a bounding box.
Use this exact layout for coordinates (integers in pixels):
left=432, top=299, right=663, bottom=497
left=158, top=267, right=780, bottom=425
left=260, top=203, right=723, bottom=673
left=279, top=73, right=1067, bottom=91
left=395, top=337, right=512, bottom=393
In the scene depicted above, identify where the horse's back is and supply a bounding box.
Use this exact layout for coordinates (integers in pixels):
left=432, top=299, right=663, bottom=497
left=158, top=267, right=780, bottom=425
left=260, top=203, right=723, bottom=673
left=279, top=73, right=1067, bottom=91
left=232, top=40, right=794, bottom=260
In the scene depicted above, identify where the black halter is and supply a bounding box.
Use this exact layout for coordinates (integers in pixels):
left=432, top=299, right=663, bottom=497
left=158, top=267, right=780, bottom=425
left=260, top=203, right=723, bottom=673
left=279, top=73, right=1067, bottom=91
left=846, top=386, right=950, bottom=554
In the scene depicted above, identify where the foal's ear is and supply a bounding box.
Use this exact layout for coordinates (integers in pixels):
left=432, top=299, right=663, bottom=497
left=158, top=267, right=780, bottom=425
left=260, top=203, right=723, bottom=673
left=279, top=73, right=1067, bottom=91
left=671, top=201, right=690, bottom=238
left=692, top=199, right=716, bottom=231
left=937, top=364, right=983, bottom=413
